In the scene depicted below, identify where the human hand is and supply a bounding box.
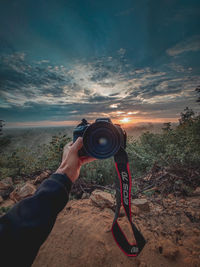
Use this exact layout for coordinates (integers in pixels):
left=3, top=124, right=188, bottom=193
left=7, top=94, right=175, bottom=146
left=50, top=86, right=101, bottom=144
left=55, top=137, right=96, bottom=183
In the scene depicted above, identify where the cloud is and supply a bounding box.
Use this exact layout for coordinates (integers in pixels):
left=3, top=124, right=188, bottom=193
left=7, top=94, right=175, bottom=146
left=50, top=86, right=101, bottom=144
left=117, top=48, right=126, bottom=56
left=166, top=35, right=200, bottom=56
left=0, top=50, right=200, bottom=123
left=88, top=94, right=116, bottom=103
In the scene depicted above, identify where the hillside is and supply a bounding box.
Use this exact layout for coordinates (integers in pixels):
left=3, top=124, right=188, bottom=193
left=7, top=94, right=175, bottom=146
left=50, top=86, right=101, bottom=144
left=32, top=191, right=200, bottom=267
left=0, top=110, right=200, bottom=266
left=1, top=172, right=200, bottom=267
left=2, top=127, right=74, bottom=153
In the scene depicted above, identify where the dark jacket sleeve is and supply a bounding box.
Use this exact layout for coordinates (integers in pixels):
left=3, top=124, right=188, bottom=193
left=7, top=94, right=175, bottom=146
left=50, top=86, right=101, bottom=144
left=0, top=173, right=72, bottom=267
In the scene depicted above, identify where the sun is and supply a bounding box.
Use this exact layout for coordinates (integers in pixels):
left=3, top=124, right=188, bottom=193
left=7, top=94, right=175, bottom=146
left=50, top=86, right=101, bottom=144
left=120, top=117, right=130, bottom=123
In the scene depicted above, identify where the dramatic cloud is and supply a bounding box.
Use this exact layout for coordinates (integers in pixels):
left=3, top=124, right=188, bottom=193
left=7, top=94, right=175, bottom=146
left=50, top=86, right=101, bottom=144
left=0, top=50, right=200, bottom=124
left=0, top=0, right=199, bottom=126
left=167, top=35, right=200, bottom=56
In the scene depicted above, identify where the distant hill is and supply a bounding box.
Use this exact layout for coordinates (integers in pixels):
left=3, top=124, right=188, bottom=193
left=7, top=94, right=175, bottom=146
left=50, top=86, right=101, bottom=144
left=2, top=123, right=170, bottom=153
left=2, top=126, right=74, bottom=153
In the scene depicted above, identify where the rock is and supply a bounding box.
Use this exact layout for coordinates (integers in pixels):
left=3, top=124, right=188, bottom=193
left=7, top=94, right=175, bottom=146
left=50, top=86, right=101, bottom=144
left=193, top=228, right=200, bottom=235
left=192, top=187, right=200, bottom=196
left=1, top=177, right=13, bottom=186
left=157, top=239, right=179, bottom=259
left=132, top=206, right=140, bottom=215
left=0, top=195, right=3, bottom=204
left=10, top=182, right=36, bottom=202
left=33, top=170, right=51, bottom=185
left=163, top=247, right=179, bottom=260
left=81, top=192, right=90, bottom=199
left=31, top=194, right=200, bottom=267
left=90, top=190, right=115, bottom=209
left=153, top=206, right=163, bottom=213
left=131, top=198, right=150, bottom=212
left=0, top=181, right=14, bottom=199
left=183, top=256, right=200, bottom=267
left=119, top=205, right=140, bottom=217
left=139, top=262, right=147, bottom=267
left=104, top=208, right=115, bottom=216
left=0, top=198, right=15, bottom=208
left=168, top=194, right=174, bottom=199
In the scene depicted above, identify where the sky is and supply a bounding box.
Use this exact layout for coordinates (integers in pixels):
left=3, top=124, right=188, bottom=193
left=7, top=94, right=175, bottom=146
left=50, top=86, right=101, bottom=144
left=0, top=0, right=200, bottom=127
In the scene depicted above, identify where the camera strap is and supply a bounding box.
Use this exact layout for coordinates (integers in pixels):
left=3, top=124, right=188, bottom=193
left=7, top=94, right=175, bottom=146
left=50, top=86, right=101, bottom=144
left=112, top=147, right=146, bottom=256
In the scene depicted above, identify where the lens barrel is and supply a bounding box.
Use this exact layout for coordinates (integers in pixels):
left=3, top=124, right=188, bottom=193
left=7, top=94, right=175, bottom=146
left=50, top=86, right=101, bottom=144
left=82, top=121, right=121, bottom=159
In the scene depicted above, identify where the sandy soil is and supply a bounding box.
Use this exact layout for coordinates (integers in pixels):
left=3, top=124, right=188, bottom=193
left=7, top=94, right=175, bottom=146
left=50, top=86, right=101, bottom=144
left=32, top=196, right=200, bottom=267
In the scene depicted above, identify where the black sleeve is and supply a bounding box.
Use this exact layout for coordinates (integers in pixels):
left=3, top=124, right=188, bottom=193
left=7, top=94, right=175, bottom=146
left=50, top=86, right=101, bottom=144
left=0, top=173, right=72, bottom=267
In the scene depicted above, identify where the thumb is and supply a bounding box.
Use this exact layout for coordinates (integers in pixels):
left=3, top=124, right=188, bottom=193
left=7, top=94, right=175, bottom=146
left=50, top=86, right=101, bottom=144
left=72, top=137, right=83, bottom=151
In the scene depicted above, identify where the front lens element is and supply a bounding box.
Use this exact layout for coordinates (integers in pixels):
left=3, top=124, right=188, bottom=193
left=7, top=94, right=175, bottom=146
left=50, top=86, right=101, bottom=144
left=98, top=137, right=108, bottom=146
left=83, top=121, right=121, bottom=159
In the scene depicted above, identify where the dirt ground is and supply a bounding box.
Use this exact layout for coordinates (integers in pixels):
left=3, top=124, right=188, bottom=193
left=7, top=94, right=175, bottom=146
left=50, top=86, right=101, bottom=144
left=32, top=195, right=200, bottom=267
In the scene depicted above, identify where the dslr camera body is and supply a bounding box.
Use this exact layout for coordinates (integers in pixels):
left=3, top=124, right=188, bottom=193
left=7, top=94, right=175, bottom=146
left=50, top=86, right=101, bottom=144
left=73, top=118, right=127, bottom=159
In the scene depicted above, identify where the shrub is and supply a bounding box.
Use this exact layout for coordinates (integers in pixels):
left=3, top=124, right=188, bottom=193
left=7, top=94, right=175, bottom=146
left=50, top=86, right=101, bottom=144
left=127, top=109, right=200, bottom=175
left=0, top=134, right=71, bottom=180
left=0, top=108, right=199, bottom=185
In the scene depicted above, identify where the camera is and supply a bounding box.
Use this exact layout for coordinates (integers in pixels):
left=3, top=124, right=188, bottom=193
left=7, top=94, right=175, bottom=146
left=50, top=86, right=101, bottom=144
left=73, top=118, right=146, bottom=255
left=73, top=118, right=127, bottom=159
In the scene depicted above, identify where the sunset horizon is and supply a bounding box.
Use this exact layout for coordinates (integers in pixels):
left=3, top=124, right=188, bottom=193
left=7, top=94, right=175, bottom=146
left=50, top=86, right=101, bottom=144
left=0, top=0, right=200, bottom=128
left=5, top=116, right=181, bottom=128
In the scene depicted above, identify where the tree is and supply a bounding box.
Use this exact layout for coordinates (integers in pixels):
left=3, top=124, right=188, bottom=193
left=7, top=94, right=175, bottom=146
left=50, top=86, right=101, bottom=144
left=0, top=120, right=5, bottom=136
left=162, top=122, right=172, bottom=132
left=195, top=85, right=200, bottom=103
left=179, top=107, right=194, bottom=125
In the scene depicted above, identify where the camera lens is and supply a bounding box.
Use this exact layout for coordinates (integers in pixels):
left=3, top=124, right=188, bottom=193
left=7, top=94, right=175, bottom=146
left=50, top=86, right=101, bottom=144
left=82, top=121, right=121, bottom=159
left=98, top=137, right=107, bottom=146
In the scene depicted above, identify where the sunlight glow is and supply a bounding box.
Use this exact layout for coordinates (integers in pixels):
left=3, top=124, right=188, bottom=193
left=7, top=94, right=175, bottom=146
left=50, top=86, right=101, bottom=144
left=120, top=117, right=130, bottom=123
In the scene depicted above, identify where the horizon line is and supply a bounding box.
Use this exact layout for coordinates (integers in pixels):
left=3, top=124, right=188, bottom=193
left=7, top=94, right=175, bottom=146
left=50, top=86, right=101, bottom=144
left=4, top=117, right=179, bottom=129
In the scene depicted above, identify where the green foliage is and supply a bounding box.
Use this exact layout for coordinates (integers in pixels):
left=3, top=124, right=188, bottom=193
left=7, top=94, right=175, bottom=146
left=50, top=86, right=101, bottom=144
left=80, top=157, right=114, bottom=184
left=0, top=108, right=199, bottom=186
left=127, top=109, right=200, bottom=176
left=162, top=122, right=172, bottom=132
left=179, top=107, right=195, bottom=125
left=195, top=85, right=200, bottom=103
left=0, top=134, right=71, bottom=180
left=0, top=206, right=11, bottom=216
left=0, top=136, right=11, bottom=149
left=0, top=120, right=5, bottom=136
left=36, top=134, right=71, bottom=171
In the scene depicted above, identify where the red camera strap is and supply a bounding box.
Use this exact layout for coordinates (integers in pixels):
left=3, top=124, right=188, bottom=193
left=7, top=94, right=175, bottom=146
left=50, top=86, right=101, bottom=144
left=112, top=147, right=146, bottom=256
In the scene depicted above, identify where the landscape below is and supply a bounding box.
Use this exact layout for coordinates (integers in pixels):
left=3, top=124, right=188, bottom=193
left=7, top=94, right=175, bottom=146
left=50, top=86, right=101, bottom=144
left=0, top=107, right=200, bottom=266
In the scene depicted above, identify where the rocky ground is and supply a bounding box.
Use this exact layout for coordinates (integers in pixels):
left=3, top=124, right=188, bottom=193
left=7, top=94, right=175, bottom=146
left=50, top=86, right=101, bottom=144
left=0, top=173, right=200, bottom=267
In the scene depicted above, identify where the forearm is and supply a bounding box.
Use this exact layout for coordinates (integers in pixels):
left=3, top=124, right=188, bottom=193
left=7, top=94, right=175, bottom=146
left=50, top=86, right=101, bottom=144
left=0, top=173, right=72, bottom=267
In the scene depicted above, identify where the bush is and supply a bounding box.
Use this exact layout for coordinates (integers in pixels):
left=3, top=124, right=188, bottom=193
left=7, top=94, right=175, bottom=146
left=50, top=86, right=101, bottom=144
left=127, top=109, right=200, bottom=176
left=0, top=136, right=11, bottom=149
left=0, top=108, right=199, bottom=185
left=80, top=157, right=114, bottom=184
left=0, top=134, right=71, bottom=180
